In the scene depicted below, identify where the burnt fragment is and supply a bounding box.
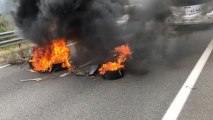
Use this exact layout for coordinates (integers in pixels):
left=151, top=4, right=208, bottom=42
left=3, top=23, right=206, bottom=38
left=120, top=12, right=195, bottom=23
left=29, top=61, right=67, bottom=73
left=103, top=69, right=125, bottom=80
left=88, top=65, right=100, bottom=76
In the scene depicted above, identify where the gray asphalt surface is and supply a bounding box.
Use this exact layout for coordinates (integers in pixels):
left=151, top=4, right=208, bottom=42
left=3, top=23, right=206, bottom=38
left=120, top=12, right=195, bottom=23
left=0, top=29, right=212, bottom=120
left=179, top=49, right=213, bottom=120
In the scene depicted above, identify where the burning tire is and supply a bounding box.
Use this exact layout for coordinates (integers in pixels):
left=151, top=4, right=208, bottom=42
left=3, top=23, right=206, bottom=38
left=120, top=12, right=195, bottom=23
left=98, top=44, right=132, bottom=80
left=102, top=69, right=125, bottom=80
left=29, top=39, right=73, bottom=73
left=29, top=60, right=67, bottom=73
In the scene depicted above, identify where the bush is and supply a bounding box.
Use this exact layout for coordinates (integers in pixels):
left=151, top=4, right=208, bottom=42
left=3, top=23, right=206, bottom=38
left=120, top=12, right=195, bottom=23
left=0, top=16, right=11, bottom=33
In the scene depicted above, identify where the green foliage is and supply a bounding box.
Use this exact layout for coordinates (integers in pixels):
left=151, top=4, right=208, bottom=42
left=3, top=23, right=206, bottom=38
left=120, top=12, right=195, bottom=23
left=0, top=42, right=32, bottom=64
left=0, top=16, right=12, bottom=33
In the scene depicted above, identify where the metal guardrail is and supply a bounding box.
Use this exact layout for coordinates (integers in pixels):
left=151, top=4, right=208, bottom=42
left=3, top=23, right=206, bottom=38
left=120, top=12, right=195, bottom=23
left=0, top=31, right=16, bottom=39
left=0, top=31, right=27, bottom=48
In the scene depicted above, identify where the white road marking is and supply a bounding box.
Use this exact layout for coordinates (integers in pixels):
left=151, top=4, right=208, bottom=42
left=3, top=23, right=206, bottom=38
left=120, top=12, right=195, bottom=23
left=0, top=64, right=10, bottom=69
left=162, top=38, right=213, bottom=120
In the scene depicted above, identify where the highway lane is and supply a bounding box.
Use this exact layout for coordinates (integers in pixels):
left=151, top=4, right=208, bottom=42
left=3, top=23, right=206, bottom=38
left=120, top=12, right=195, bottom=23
left=179, top=50, right=213, bottom=120
left=0, top=59, right=198, bottom=120
left=0, top=29, right=212, bottom=120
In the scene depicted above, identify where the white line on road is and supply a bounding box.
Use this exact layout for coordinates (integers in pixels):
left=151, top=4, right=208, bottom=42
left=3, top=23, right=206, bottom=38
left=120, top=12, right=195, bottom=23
left=0, top=64, right=10, bottom=69
left=162, top=38, right=213, bottom=120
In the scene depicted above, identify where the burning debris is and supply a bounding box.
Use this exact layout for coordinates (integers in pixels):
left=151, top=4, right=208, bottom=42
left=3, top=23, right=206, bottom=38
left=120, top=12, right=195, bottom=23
left=88, top=65, right=101, bottom=76
left=26, top=44, right=133, bottom=81
left=71, top=44, right=132, bottom=80
left=29, top=38, right=73, bottom=72
left=99, top=44, right=132, bottom=80
left=103, top=69, right=125, bottom=80
left=13, top=0, right=200, bottom=79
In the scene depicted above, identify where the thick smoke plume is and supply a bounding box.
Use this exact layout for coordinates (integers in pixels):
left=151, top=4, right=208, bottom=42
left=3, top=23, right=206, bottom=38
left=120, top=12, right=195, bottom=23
left=15, top=0, right=127, bottom=50
left=124, top=0, right=213, bottom=73
left=14, top=0, right=213, bottom=73
left=14, top=0, right=130, bottom=65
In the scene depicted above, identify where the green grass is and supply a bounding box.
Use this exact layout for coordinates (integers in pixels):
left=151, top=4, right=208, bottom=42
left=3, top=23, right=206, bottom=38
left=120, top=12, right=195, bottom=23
left=0, top=15, right=13, bottom=33
left=0, top=15, right=30, bottom=64
left=0, top=41, right=34, bottom=64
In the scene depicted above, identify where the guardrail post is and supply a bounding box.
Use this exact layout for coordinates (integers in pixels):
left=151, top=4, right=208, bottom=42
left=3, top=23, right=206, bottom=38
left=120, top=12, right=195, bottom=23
left=18, top=43, right=21, bottom=48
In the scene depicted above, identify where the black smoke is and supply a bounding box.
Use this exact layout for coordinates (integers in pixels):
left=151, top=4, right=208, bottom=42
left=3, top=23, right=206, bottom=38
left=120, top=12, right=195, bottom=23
left=124, top=0, right=213, bottom=73
left=15, top=0, right=128, bottom=51
left=14, top=0, right=131, bottom=65
left=14, top=0, right=213, bottom=73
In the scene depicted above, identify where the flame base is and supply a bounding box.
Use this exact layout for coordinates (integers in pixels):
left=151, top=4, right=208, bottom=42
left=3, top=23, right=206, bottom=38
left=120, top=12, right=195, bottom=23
left=102, top=68, right=125, bottom=80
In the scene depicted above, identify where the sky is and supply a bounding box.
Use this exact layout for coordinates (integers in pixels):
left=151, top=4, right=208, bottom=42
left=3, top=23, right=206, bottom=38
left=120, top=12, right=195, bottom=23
left=0, top=0, right=6, bottom=13
left=0, top=0, right=14, bottom=14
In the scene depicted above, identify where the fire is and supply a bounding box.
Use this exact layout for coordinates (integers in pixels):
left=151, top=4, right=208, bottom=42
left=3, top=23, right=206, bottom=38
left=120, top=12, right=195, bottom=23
left=30, top=38, right=73, bottom=72
left=99, top=44, right=132, bottom=75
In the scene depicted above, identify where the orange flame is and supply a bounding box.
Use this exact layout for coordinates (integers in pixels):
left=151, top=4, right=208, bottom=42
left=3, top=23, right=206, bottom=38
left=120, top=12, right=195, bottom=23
left=30, top=38, right=73, bottom=72
left=99, top=44, right=132, bottom=75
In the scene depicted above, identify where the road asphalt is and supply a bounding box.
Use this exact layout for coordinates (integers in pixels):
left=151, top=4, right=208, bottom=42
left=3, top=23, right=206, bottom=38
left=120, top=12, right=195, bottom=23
left=0, top=29, right=212, bottom=120
left=179, top=51, right=213, bottom=120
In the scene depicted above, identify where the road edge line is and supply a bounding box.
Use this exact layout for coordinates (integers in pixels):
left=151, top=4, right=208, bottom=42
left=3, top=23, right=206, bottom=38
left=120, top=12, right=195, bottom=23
left=162, top=38, right=213, bottom=120
left=0, top=64, right=10, bottom=69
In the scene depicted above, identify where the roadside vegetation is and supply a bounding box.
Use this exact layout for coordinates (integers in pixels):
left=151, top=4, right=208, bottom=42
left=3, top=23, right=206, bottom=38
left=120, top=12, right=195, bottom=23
left=0, top=15, right=13, bottom=33
left=0, top=15, right=33, bottom=64
left=0, top=42, right=33, bottom=64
